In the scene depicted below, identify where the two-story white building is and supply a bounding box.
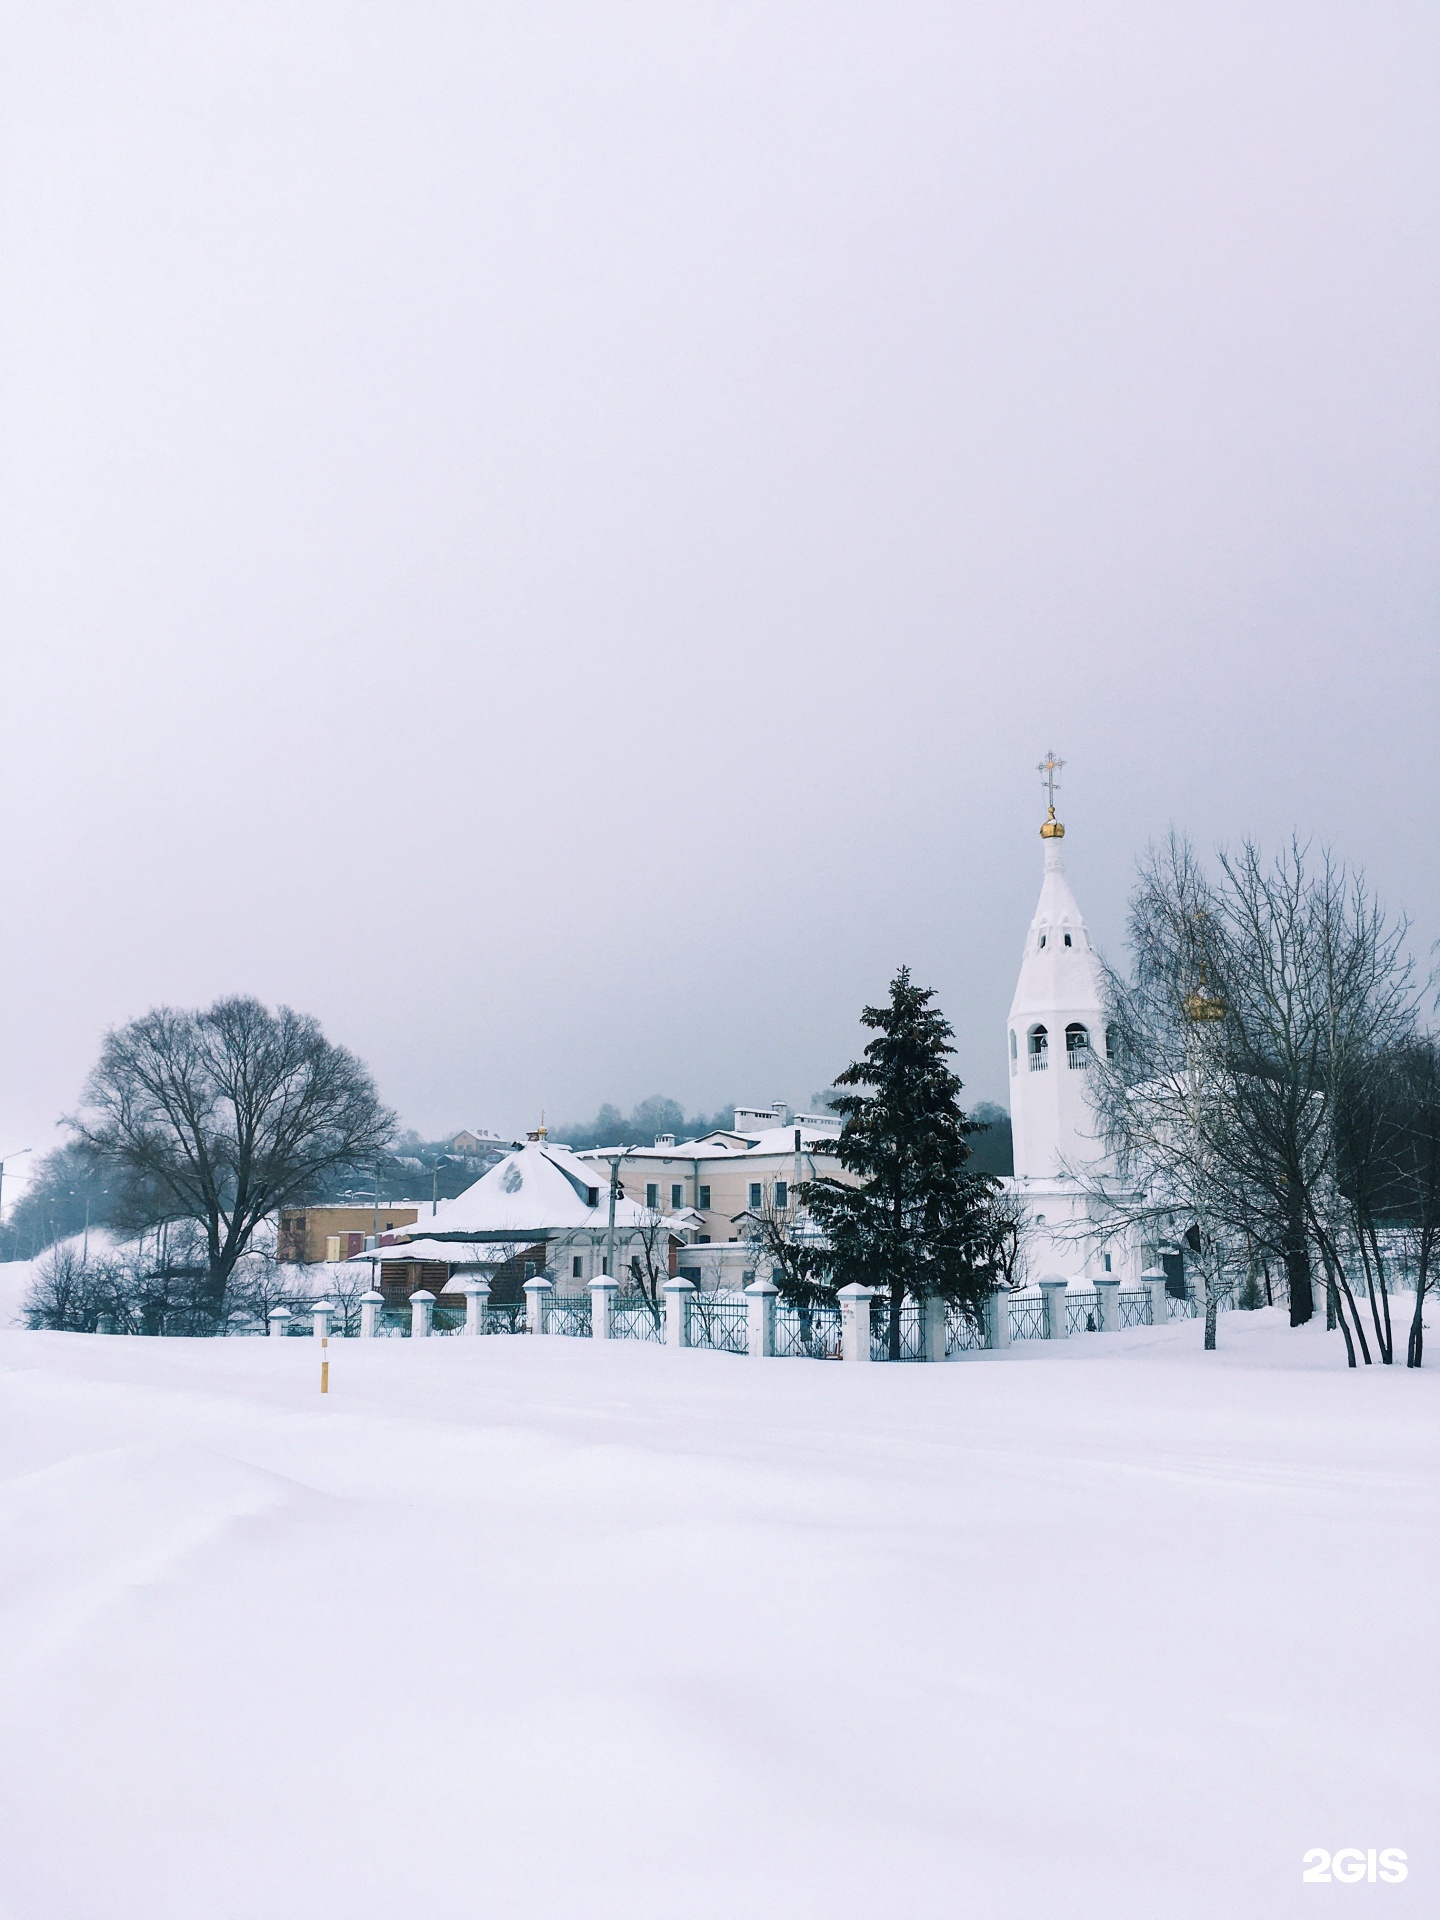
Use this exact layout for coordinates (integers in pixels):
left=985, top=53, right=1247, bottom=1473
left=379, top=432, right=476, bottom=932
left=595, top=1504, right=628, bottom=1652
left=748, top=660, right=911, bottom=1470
left=576, top=1107, right=848, bottom=1289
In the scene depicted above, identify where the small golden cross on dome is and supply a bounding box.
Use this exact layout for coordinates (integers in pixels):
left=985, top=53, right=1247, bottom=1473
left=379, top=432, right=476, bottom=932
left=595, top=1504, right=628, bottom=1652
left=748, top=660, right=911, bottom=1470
left=1037, top=751, right=1066, bottom=836
left=1038, top=750, right=1064, bottom=811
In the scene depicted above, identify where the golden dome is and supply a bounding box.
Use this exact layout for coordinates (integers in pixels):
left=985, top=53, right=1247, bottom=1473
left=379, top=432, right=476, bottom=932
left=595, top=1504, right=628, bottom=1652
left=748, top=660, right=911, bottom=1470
left=1039, top=807, right=1065, bottom=839
left=1184, top=969, right=1226, bottom=1023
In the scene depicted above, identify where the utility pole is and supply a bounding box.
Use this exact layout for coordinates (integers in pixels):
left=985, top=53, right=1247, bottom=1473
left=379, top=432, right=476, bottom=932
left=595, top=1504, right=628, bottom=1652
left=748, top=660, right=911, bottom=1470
left=0, top=1148, right=32, bottom=1256
left=605, top=1146, right=634, bottom=1282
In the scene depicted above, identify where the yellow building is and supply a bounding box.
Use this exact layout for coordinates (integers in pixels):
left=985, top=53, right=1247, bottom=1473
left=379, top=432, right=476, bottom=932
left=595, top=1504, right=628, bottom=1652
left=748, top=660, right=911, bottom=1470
left=276, top=1203, right=421, bottom=1266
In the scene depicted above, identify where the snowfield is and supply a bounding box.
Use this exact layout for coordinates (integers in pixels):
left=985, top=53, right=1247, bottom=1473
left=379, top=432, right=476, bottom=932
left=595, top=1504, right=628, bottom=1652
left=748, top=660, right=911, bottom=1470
left=0, top=1312, right=1434, bottom=1919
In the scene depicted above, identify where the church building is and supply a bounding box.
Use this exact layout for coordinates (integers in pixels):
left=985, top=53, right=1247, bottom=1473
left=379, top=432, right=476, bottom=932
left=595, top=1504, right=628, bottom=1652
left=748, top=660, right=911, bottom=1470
left=1004, top=756, right=1144, bottom=1284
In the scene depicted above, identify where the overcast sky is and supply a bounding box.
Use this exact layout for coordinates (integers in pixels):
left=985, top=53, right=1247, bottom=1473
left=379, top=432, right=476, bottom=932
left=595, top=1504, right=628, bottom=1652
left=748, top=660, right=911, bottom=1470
left=1, top=1, right=1436, bottom=1178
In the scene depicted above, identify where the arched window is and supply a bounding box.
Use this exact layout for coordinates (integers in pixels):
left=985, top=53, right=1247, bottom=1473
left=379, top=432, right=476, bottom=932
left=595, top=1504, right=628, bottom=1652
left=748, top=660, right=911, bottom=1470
left=1063, top=932, right=1073, bottom=947
left=1038, top=932, right=1047, bottom=950
left=1028, top=1024, right=1048, bottom=1070
left=1104, top=1024, right=1118, bottom=1060
left=1065, top=1022, right=1090, bottom=1067
left=1009, top=1030, right=1018, bottom=1075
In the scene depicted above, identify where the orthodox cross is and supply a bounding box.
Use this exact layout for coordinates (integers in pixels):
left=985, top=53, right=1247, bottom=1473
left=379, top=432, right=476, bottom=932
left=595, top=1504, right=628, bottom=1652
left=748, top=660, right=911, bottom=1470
left=1037, top=751, right=1064, bottom=814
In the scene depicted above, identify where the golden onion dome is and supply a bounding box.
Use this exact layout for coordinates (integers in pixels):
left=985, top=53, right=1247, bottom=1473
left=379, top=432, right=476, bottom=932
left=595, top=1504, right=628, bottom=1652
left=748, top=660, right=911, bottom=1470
left=1039, top=806, right=1065, bottom=840
left=1184, top=970, right=1226, bottom=1023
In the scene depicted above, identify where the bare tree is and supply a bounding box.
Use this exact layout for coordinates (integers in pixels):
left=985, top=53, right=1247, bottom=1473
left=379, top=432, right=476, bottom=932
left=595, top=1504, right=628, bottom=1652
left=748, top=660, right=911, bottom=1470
left=627, top=1206, right=672, bottom=1322
left=743, top=1180, right=828, bottom=1301
left=977, top=1185, right=1032, bottom=1291
left=1384, top=1038, right=1440, bottom=1367
left=1092, top=836, right=1420, bottom=1362
left=70, top=997, right=394, bottom=1323
left=22, top=1242, right=118, bottom=1331
left=741, top=1180, right=835, bottom=1351
left=227, top=1248, right=315, bottom=1334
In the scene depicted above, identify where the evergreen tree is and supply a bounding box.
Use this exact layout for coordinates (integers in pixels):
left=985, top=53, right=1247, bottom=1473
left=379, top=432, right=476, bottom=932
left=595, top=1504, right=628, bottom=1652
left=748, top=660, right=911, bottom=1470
left=803, top=967, right=999, bottom=1359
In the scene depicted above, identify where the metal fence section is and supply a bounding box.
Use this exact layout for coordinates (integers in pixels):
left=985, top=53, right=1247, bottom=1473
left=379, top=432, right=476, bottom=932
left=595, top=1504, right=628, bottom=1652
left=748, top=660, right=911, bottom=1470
left=544, top=1293, right=592, bottom=1338
left=1065, top=1291, right=1102, bottom=1336
left=1008, top=1295, right=1046, bottom=1341
left=774, top=1304, right=842, bottom=1359
left=1169, top=1291, right=1200, bottom=1319
left=869, top=1297, right=923, bottom=1361
left=484, top=1302, right=528, bottom=1335
left=687, top=1292, right=748, bottom=1355
left=611, top=1292, right=664, bottom=1343
left=946, top=1304, right=987, bottom=1354
left=1117, top=1290, right=1152, bottom=1329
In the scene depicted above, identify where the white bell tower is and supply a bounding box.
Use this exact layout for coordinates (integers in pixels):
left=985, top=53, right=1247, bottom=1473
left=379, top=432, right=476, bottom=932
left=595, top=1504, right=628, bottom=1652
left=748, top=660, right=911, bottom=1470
left=1006, top=753, right=1109, bottom=1178
left=1004, top=754, right=1134, bottom=1281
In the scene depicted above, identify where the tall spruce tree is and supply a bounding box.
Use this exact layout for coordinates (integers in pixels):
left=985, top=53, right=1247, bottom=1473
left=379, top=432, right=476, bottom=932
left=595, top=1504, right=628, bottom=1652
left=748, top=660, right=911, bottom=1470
left=803, top=967, right=999, bottom=1359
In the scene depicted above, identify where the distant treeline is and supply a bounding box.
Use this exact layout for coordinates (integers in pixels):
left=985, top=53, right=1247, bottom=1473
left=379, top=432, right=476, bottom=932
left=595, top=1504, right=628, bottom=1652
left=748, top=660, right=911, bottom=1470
left=553, top=1090, right=1013, bottom=1172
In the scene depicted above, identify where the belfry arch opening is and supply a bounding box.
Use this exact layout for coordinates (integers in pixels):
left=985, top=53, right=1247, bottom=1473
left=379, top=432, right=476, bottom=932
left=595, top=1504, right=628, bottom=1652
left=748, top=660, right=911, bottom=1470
left=1027, top=1024, right=1048, bottom=1070
left=1065, top=1022, right=1091, bottom=1067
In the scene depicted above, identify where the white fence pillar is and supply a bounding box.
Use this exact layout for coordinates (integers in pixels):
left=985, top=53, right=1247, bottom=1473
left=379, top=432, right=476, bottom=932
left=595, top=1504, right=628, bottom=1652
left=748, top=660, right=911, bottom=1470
left=359, top=1290, right=384, bottom=1338
left=837, top=1283, right=874, bottom=1362
left=524, top=1277, right=553, bottom=1335
left=985, top=1289, right=1011, bottom=1349
left=1143, top=1268, right=1170, bottom=1326
left=589, top=1277, right=618, bottom=1339
left=410, top=1289, right=436, bottom=1339
left=312, top=1300, right=333, bottom=1341
left=1039, top=1278, right=1069, bottom=1340
left=921, top=1294, right=949, bottom=1362
left=744, top=1277, right=777, bottom=1357
left=1095, top=1278, right=1120, bottom=1332
left=461, top=1279, right=490, bottom=1335
left=268, top=1307, right=291, bottom=1339
left=663, top=1277, right=694, bottom=1348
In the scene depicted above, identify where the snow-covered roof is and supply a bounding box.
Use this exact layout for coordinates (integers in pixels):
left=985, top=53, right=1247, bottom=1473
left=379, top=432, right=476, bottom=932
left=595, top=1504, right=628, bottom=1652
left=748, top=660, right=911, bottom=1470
left=577, top=1117, right=841, bottom=1163
left=391, top=1140, right=661, bottom=1240
left=350, top=1237, right=534, bottom=1267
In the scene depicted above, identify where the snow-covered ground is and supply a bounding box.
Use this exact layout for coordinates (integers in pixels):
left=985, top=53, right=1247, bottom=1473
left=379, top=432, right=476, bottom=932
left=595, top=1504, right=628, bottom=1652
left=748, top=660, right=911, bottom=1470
left=0, top=1312, right=1433, bottom=1919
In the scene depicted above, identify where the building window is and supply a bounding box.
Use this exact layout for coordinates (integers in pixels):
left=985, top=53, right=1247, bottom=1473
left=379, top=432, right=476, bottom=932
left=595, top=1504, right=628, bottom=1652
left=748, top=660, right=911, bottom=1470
left=1105, top=1024, right=1118, bottom=1059
left=1038, top=933, right=1047, bottom=949
left=749, top=1182, right=762, bottom=1210
left=670, top=1183, right=684, bottom=1210
left=698, top=1184, right=711, bottom=1210
left=775, top=1181, right=788, bottom=1209
left=1028, top=1024, right=1049, bottom=1070
left=1103, top=1253, right=1112, bottom=1273
left=1063, top=933, right=1072, bottom=947
left=585, top=1186, right=599, bottom=1207
left=1066, top=1022, right=1091, bottom=1068
left=524, top=1261, right=536, bottom=1280
left=697, top=1235, right=711, bottom=1244
left=646, top=1182, right=659, bottom=1210
left=572, top=1255, right=584, bottom=1279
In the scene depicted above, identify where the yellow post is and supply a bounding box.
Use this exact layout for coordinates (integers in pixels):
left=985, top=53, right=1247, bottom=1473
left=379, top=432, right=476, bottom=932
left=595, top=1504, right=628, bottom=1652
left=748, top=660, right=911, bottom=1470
left=320, top=1334, right=329, bottom=1394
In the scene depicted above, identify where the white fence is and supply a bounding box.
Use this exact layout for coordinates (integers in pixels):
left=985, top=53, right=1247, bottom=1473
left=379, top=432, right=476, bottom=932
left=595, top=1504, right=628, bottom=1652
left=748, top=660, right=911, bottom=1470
left=274, top=1271, right=1202, bottom=1361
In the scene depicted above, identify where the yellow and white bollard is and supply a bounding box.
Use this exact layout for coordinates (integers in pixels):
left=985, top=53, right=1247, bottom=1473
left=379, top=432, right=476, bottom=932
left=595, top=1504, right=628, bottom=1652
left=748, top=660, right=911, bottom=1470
left=320, top=1335, right=329, bottom=1394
